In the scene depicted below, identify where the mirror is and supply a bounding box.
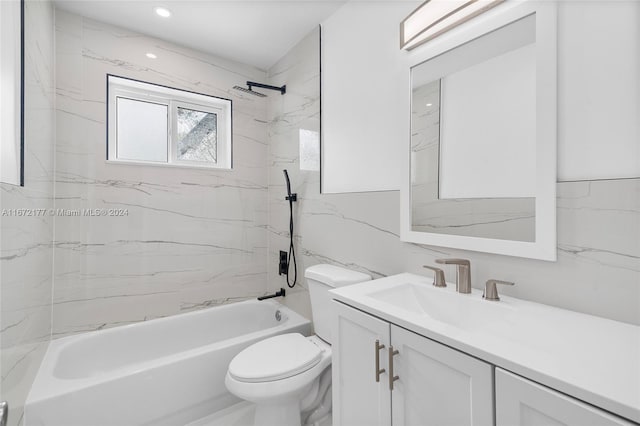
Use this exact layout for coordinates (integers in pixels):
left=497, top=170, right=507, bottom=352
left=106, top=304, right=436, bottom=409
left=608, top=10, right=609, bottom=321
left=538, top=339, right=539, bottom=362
left=0, top=0, right=24, bottom=186
left=401, top=2, right=557, bottom=261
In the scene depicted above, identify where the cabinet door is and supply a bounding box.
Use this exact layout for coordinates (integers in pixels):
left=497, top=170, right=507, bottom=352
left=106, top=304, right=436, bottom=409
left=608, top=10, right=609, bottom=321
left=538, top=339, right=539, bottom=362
left=391, top=325, right=494, bottom=426
left=332, top=301, right=391, bottom=426
left=496, top=368, right=634, bottom=426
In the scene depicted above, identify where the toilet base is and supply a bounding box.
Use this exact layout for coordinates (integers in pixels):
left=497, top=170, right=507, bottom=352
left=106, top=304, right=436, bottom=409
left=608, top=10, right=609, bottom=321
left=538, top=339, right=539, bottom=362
left=254, top=401, right=301, bottom=426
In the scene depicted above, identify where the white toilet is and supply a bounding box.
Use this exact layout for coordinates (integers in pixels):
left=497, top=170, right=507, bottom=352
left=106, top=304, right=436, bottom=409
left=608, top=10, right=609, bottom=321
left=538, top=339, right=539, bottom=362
left=225, top=264, right=371, bottom=426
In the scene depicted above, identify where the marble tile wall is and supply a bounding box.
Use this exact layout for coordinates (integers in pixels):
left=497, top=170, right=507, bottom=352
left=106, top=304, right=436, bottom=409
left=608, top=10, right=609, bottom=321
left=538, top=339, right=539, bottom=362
left=267, top=28, right=640, bottom=326
left=52, top=10, right=270, bottom=337
left=0, top=2, right=55, bottom=424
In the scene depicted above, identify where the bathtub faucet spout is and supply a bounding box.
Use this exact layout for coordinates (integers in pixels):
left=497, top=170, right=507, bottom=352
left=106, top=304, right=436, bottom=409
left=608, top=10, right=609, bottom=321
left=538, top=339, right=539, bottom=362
left=258, top=288, right=286, bottom=300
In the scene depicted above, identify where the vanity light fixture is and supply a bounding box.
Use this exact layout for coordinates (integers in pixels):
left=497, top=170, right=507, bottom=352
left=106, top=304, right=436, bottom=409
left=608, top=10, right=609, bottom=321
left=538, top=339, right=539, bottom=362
left=145, top=53, right=157, bottom=59
left=400, top=0, right=505, bottom=50
left=154, top=6, right=171, bottom=18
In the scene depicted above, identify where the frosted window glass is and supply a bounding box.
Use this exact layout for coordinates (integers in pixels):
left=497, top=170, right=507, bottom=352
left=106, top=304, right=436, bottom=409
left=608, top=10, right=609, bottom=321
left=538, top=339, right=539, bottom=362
left=176, top=107, right=217, bottom=163
left=116, top=97, right=168, bottom=162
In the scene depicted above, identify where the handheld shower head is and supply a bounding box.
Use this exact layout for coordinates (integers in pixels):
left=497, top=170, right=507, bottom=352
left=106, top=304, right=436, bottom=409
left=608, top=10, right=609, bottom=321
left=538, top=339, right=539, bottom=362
left=283, top=170, right=297, bottom=202
left=283, top=169, right=292, bottom=198
left=282, top=169, right=297, bottom=288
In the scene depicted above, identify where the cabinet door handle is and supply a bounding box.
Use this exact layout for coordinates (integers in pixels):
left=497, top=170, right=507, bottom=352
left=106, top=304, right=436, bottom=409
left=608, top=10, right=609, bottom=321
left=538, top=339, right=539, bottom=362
left=388, top=345, right=399, bottom=390
left=375, top=340, right=386, bottom=382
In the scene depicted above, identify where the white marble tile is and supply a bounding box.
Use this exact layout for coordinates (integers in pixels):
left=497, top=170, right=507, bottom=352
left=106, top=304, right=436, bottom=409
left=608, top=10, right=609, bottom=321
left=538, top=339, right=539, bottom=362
left=52, top=11, right=270, bottom=336
left=1, top=2, right=55, bottom=425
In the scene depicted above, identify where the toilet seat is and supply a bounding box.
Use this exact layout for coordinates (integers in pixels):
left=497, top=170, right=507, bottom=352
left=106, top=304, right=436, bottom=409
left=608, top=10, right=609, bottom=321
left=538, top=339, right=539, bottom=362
left=228, top=333, right=323, bottom=383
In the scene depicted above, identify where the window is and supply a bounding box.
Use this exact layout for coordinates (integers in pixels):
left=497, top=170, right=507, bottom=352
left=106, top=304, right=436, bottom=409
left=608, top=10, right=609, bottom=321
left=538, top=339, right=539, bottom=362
left=107, top=75, right=232, bottom=169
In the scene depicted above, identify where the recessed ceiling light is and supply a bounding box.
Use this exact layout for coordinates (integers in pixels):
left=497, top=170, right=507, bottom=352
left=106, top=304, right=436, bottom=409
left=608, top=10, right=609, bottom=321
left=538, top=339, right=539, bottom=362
left=154, top=7, right=171, bottom=18
left=426, top=103, right=433, bottom=107
left=146, top=53, right=157, bottom=59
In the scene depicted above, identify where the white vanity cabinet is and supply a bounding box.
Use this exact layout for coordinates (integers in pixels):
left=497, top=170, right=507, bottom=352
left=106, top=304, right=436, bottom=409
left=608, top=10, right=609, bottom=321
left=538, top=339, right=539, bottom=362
left=330, top=273, right=639, bottom=426
left=495, top=369, right=636, bottom=426
left=332, top=300, right=391, bottom=426
left=332, top=301, right=493, bottom=426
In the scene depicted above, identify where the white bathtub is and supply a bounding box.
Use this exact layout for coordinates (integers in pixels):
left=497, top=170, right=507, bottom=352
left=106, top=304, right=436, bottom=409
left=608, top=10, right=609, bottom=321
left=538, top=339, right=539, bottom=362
left=25, top=299, right=311, bottom=426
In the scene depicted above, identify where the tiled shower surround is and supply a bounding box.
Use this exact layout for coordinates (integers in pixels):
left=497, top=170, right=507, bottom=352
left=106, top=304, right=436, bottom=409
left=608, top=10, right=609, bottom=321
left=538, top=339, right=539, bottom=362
left=0, top=2, right=55, bottom=424
left=52, top=11, right=271, bottom=336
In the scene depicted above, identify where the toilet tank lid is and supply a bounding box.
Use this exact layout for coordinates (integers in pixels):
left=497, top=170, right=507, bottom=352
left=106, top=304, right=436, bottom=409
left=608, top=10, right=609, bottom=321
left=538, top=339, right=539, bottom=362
left=304, top=264, right=371, bottom=288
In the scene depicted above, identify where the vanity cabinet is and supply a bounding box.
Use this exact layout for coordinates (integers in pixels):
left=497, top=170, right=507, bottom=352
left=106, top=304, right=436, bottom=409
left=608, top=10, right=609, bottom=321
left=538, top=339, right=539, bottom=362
left=495, top=369, right=635, bottom=426
left=331, top=273, right=639, bottom=426
left=332, top=301, right=493, bottom=426
left=332, top=300, right=391, bottom=426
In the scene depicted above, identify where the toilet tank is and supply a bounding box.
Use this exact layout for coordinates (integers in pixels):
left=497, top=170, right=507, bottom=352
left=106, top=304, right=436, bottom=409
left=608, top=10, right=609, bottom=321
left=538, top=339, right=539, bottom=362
left=305, top=264, right=371, bottom=343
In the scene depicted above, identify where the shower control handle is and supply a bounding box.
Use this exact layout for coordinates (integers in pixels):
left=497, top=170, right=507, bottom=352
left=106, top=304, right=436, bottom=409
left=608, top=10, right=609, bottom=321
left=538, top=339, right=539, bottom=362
left=388, top=345, right=399, bottom=391
left=374, top=340, right=385, bottom=382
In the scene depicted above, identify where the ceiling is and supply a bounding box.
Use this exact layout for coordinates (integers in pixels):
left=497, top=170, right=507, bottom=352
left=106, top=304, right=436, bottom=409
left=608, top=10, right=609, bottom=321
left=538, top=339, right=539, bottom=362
left=53, top=0, right=347, bottom=70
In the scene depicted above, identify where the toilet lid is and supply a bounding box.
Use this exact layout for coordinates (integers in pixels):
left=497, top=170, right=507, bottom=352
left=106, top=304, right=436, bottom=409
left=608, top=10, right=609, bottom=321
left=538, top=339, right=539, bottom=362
left=228, top=333, right=323, bottom=383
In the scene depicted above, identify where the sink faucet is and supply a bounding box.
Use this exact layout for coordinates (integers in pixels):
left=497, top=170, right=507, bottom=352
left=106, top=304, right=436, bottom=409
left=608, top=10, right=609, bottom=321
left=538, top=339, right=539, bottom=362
left=435, top=259, right=471, bottom=294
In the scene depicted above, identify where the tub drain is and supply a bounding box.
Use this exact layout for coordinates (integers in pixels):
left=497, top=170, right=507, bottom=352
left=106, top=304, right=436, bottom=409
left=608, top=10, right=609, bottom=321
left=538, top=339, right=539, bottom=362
left=275, top=310, right=282, bottom=321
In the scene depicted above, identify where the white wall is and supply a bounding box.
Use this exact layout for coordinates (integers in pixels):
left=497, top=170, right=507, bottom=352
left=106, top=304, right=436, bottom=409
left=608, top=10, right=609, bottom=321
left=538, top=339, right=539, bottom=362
left=320, top=1, right=418, bottom=193
left=557, top=0, right=640, bottom=181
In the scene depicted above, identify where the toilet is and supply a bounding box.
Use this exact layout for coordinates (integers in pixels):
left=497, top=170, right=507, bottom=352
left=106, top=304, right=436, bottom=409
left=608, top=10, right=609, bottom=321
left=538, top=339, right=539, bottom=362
left=225, top=264, right=371, bottom=426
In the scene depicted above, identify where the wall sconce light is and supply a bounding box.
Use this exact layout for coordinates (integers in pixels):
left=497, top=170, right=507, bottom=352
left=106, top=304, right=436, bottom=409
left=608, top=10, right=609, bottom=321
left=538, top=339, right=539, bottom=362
left=400, top=0, right=505, bottom=50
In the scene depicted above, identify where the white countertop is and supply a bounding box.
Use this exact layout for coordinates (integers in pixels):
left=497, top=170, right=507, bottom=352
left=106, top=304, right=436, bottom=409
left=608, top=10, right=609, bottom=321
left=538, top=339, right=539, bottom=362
left=330, top=273, right=640, bottom=423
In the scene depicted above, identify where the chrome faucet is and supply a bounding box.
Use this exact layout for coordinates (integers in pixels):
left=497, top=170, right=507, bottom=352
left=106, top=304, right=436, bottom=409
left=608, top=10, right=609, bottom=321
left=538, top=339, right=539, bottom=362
left=435, top=258, right=471, bottom=294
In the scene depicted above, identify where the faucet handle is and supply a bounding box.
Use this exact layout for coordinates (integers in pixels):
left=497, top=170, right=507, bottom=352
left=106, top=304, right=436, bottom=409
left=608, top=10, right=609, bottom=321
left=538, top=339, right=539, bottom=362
left=422, top=265, right=446, bottom=287
left=483, top=279, right=514, bottom=301
left=435, top=258, right=470, bottom=267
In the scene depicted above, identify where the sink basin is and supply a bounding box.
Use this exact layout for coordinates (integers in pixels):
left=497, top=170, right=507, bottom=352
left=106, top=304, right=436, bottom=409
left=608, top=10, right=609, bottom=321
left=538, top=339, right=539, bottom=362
left=366, top=280, right=512, bottom=330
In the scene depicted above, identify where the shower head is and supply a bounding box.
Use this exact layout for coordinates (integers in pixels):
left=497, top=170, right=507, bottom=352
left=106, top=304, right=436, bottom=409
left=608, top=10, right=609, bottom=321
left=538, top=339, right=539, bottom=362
left=232, top=85, right=267, bottom=98
left=233, top=81, right=286, bottom=98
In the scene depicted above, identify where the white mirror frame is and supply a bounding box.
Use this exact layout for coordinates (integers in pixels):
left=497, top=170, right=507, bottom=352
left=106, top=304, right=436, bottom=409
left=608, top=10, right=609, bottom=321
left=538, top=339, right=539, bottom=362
left=400, top=1, right=557, bottom=261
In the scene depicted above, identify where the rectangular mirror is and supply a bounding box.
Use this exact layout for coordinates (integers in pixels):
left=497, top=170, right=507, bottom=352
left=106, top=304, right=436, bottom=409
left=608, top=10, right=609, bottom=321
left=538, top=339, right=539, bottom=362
left=401, top=2, right=557, bottom=261
left=0, top=0, right=24, bottom=186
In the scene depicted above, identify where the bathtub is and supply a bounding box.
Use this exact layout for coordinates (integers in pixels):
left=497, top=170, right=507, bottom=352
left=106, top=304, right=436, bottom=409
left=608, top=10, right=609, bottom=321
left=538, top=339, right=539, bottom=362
left=25, top=299, right=311, bottom=426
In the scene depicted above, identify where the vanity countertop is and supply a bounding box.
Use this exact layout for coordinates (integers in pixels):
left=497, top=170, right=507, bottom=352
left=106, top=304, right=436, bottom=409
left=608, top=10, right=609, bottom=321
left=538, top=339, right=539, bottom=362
left=330, top=273, right=640, bottom=423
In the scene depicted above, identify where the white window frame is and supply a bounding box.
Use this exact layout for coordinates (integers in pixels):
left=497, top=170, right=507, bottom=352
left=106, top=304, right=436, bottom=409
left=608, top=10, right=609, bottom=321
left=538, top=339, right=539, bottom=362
left=107, top=74, right=232, bottom=170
